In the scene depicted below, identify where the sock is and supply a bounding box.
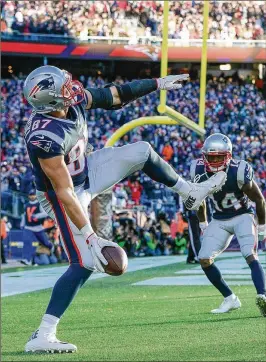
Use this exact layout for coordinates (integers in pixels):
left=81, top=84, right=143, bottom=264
left=248, top=260, right=266, bottom=295
left=171, top=176, right=191, bottom=196
left=225, top=293, right=236, bottom=301
left=142, top=147, right=178, bottom=187
left=45, top=264, right=92, bottom=318
left=202, top=263, right=233, bottom=298
left=39, top=314, right=59, bottom=334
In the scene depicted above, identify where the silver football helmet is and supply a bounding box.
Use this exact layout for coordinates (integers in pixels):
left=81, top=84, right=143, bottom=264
left=202, top=133, right=232, bottom=172
left=23, top=65, right=85, bottom=113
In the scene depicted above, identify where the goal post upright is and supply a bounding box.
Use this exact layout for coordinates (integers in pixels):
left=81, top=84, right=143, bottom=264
left=158, top=0, right=169, bottom=114
left=157, top=0, right=206, bottom=137
left=199, top=0, right=210, bottom=130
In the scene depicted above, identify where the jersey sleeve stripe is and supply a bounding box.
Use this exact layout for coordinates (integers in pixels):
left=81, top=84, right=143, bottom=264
left=237, top=160, right=246, bottom=189
left=28, top=130, right=64, bottom=145
left=43, top=192, right=72, bottom=263
left=45, top=190, right=84, bottom=267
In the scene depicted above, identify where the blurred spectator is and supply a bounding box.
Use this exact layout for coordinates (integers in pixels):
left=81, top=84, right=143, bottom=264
left=1, top=216, right=9, bottom=263
left=1, top=1, right=265, bottom=40
left=126, top=178, right=143, bottom=205
left=113, top=183, right=128, bottom=208
left=162, top=141, right=174, bottom=161
left=139, top=228, right=157, bottom=256
left=173, top=232, right=187, bottom=255
left=20, top=190, right=57, bottom=265
left=34, top=242, right=57, bottom=266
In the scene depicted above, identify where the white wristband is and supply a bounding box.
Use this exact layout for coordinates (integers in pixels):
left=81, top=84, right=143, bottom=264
left=199, top=221, right=208, bottom=231
left=80, top=224, right=94, bottom=240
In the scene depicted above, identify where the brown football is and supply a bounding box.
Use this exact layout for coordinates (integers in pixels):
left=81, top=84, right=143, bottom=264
left=101, top=246, right=128, bottom=276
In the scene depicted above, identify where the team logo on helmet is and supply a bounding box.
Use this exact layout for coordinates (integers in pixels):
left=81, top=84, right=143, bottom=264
left=29, top=76, right=55, bottom=98
left=222, top=136, right=229, bottom=144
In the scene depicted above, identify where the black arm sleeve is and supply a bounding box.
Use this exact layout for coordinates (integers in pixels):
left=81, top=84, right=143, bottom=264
left=86, top=87, right=114, bottom=110
left=87, top=79, right=158, bottom=110
left=115, top=79, right=158, bottom=107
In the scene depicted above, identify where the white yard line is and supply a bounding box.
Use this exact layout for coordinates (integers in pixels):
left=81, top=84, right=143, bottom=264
left=133, top=252, right=264, bottom=287
left=133, top=276, right=253, bottom=286
left=1, top=255, right=186, bottom=297
left=3, top=252, right=262, bottom=296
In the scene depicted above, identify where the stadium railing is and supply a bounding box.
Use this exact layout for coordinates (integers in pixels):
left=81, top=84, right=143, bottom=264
left=1, top=190, right=28, bottom=219
left=2, top=32, right=265, bottom=47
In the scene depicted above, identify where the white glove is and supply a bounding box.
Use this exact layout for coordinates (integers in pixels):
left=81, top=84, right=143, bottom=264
left=258, top=224, right=266, bottom=242
left=199, top=221, right=208, bottom=236
left=156, top=74, right=189, bottom=90
left=81, top=225, right=119, bottom=273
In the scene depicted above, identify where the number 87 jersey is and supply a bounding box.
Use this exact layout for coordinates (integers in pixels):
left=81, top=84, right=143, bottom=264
left=190, top=158, right=255, bottom=220
left=24, top=103, right=90, bottom=192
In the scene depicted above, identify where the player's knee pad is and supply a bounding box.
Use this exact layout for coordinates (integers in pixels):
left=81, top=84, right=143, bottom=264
left=198, top=245, right=213, bottom=261
left=240, top=235, right=257, bottom=259
left=132, top=141, right=151, bottom=163
left=199, top=258, right=213, bottom=268
left=245, top=254, right=258, bottom=264
left=239, top=235, right=257, bottom=259
left=121, top=141, right=151, bottom=172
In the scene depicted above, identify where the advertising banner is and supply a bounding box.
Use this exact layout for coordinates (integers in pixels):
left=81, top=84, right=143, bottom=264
left=2, top=41, right=265, bottom=62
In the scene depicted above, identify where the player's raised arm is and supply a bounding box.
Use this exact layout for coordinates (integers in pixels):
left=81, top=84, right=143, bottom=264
left=39, top=155, right=89, bottom=230
left=242, top=180, right=266, bottom=240
left=85, top=74, right=189, bottom=110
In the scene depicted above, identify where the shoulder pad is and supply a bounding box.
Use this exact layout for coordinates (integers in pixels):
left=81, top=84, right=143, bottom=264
left=237, top=160, right=253, bottom=189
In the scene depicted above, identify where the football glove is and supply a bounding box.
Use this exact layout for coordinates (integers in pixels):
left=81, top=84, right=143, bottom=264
left=81, top=225, right=119, bottom=273
left=258, top=224, right=266, bottom=242
left=157, top=74, right=189, bottom=90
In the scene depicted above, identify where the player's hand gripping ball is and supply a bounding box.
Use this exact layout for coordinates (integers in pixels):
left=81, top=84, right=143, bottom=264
left=101, top=246, right=128, bottom=276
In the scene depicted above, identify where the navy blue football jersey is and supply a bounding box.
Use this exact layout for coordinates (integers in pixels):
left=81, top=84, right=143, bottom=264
left=24, top=102, right=89, bottom=192
left=190, top=158, right=254, bottom=220
left=24, top=200, right=45, bottom=228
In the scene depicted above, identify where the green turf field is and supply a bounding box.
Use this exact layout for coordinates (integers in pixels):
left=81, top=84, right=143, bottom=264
left=1, top=260, right=265, bottom=361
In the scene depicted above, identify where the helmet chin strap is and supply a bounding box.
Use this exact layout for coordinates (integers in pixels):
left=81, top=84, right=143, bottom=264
left=208, top=164, right=226, bottom=172
left=205, top=162, right=229, bottom=174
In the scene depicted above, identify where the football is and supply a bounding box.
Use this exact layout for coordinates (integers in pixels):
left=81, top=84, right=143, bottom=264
left=101, top=246, right=128, bottom=276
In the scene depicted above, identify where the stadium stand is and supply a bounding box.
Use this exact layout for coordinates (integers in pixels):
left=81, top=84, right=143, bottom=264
left=1, top=1, right=265, bottom=40
left=2, top=74, right=265, bottom=199
left=1, top=26, right=265, bottom=259
left=1, top=72, right=265, bottom=262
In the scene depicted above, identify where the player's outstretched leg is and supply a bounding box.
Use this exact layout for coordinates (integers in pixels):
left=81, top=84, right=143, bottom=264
left=88, top=142, right=227, bottom=210
left=142, top=146, right=227, bottom=209
left=25, top=264, right=92, bottom=353
left=246, top=255, right=266, bottom=317
left=198, top=223, right=241, bottom=314
left=200, top=259, right=241, bottom=314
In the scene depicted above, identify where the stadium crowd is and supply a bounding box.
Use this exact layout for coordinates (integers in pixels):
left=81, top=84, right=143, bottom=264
left=1, top=1, right=265, bottom=40
left=1, top=72, right=265, bottom=263
left=1, top=73, right=266, bottom=199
